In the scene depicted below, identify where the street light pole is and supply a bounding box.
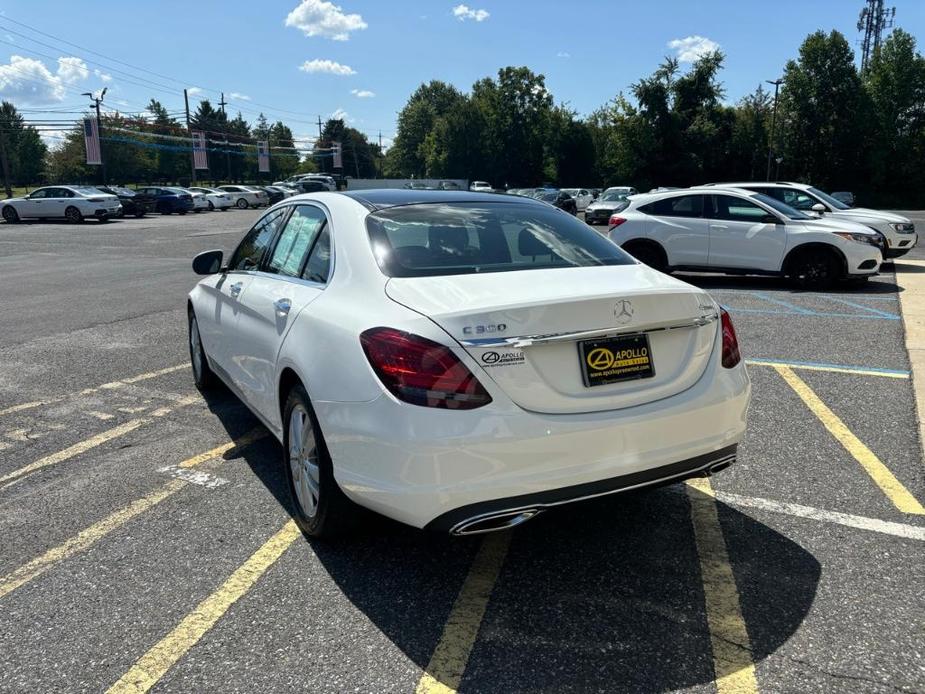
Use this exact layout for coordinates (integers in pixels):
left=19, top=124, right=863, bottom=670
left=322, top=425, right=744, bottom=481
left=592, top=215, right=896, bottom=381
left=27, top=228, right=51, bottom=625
left=83, top=88, right=107, bottom=185
left=765, top=79, right=782, bottom=182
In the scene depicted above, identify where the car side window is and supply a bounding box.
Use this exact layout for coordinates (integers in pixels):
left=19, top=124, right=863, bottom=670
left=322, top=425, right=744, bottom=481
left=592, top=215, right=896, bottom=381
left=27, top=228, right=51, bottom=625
left=713, top=195, right=769, bottom=222
left=29, top=189, right=47, bottom=199
left=642, top=194, right=703, bottom=218
left=265, top=206, right=326, bottom=277
left=229, top=208, right=289, bottom=272
left=302, top=225, right=332, bottom=284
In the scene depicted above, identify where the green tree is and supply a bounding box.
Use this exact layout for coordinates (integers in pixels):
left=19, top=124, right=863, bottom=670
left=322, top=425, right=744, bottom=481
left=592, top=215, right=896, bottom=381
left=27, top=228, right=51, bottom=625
left=0, top=101, right=49, bottom=186
left=389, top=81, right=466, bottom=176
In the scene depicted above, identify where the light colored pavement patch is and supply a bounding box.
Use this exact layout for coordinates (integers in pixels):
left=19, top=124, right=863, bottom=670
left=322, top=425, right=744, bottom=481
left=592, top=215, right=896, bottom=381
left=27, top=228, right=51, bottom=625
left=895, top=258, right=925, bottom=463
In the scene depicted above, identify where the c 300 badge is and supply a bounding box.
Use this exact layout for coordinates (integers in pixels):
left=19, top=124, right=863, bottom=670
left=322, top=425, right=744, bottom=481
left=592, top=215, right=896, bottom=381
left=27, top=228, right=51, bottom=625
left=614, top=300, right=633, bottom=325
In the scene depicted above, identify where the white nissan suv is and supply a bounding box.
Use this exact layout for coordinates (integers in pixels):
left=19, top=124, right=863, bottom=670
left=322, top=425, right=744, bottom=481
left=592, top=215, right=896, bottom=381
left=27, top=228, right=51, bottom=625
left=607, top=187, right=884, bottom=288
left=707, top=182, right=917, bottom=259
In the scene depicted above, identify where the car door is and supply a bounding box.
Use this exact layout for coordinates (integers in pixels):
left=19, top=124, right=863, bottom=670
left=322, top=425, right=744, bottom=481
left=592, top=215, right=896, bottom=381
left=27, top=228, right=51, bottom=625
left=641, top=194, right=710, bottom=266
left=195, top=206, right=291, bottom=378
left=706, top=194, right=786, bottom=271
left=226, top=204, right=332, bottom=422
left=20, top=188, right=47, bottom=217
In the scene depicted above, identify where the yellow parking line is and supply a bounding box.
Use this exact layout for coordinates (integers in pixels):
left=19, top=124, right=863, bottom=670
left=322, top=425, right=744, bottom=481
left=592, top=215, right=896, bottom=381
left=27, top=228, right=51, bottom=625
left=686, top=477, right=758, bottom=694
left=106, top=520, right=301, bottom=694
left=775, top=365, right=925, bottom=515
left=416, top=532, right=511, bottom=694
left=0, top=363, right=187, bottom=418
left=0, top=395, right=199, bottom=486
left=0, top=429, right=266, bottom=601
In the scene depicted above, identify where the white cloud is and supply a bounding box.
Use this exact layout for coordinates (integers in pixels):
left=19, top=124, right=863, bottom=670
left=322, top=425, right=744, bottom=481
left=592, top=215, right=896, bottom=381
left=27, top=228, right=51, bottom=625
left=299, top=58, right=356, bottom=75
left=667, top=35, right=720, bottom=62
left=452, top=4, right=489, bottom=21
left=285, top=0, right=367, bottom=41
left=94, top=68, right=113, bottom=83
left=331, top=107, right=351, bottom=122
left=229, top=91, right=251, bottom=100
left=556, top=51, right=570, bottom=58
left=56, top=56, right=89, bottom=84
left=187, top=86, right=203, bottom=96
left=0, top=54, right=92, bottom=105
left=350, top=88, right=375, bottom=98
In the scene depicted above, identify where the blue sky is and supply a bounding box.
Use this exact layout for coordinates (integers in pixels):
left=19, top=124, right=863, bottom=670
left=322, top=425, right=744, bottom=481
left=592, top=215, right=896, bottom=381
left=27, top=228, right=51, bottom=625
left=0, top=0, right=922, bottom=149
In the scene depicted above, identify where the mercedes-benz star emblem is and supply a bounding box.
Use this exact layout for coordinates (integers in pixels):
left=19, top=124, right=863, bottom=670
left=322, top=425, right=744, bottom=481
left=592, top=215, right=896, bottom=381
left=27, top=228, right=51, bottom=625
left=614, top=300, right=633, bottom=325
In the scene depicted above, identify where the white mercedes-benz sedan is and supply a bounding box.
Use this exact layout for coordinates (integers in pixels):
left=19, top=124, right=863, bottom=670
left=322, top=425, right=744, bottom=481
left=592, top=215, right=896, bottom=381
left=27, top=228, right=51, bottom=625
left=187, top=191, right=750, bottom=538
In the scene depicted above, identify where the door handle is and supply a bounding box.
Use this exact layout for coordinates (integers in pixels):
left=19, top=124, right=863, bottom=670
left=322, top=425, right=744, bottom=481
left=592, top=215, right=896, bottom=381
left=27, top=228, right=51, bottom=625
left=229, top=282, right=243, bottom=298
left=273, top=298, right=292, bottom=315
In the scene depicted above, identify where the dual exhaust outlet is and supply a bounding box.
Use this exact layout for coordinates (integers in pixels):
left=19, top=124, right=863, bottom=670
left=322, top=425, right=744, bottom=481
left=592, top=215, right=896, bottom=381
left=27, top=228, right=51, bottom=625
left=449, top=459, right=734, bottom=536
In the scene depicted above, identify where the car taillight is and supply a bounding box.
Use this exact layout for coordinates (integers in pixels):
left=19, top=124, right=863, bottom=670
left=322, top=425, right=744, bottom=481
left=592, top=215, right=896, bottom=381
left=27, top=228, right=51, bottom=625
left=360, top=327, right=492, bottom=410
left=720, top=308, right=741, bottom=368
left=609, top=215, right=626, bottom=228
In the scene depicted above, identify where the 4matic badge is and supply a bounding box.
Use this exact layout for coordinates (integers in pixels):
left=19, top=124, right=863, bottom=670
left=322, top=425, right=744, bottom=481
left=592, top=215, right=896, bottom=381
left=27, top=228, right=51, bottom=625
left=480, top=350, right=525, bottom=368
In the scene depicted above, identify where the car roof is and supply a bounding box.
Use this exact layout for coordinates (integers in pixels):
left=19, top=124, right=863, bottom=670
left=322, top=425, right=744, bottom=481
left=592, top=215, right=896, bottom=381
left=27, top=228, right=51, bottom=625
left=703, top=181, right=807, bottom=189
left=341, top=189, right=541, bottom=211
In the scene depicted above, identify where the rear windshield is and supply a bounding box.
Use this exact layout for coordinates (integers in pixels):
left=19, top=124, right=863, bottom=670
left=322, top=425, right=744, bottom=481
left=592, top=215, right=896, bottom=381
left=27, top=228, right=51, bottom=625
left=367, top=202, right=634, bottom=277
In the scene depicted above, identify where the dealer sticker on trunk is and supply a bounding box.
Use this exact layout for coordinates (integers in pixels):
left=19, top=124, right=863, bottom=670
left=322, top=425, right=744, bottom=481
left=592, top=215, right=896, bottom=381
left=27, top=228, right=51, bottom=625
left=578, top=334, right=655, bottom=387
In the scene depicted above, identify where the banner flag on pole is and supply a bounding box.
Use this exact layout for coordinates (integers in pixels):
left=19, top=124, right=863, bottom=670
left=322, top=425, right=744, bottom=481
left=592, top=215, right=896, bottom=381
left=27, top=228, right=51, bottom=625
left=257, top=140, right=270, bottom=173
left=332, top=141, right=342, bottom=169
left=83, top=118, right=102, bottom=165
left=192, top=131, right=208, bottom=170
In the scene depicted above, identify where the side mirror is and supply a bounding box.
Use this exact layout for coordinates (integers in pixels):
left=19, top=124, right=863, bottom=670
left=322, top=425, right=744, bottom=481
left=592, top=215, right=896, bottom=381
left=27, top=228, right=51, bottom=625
left=811, top=203, right=826, bottom=214
left=192, top=249, right=224, bottom=275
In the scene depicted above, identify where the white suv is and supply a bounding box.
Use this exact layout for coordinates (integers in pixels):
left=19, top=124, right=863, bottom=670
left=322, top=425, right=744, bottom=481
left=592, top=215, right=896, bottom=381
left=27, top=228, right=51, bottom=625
left=707, top=182, right=917, bottom=258
left=608, top=187, right=884, bottom=288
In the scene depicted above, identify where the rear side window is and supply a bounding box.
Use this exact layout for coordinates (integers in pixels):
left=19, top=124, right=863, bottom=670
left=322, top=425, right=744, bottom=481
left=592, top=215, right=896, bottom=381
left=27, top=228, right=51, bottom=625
left=366, top=202, right=634, bottom=278
left=229, top=207, right=289, bottom=271
left=265, top=206, right=326, bottom=277
left=639, top=195, right=703, bottom=218
left=302, top=226, right=332, bottom=283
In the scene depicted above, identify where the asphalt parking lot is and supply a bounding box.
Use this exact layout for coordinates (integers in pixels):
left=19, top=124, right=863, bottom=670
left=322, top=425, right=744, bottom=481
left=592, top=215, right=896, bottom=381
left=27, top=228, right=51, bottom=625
left=1, top=208, right=923, bottom=693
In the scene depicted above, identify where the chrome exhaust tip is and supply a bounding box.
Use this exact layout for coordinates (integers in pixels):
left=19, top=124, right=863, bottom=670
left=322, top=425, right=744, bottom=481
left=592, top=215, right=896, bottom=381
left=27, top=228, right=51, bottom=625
left=450, top=509, right=541, bottom=536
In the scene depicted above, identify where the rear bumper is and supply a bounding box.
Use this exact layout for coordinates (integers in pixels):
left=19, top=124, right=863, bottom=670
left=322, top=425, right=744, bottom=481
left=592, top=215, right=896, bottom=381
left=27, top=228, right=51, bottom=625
left=315, top=353, right=750, bottom=529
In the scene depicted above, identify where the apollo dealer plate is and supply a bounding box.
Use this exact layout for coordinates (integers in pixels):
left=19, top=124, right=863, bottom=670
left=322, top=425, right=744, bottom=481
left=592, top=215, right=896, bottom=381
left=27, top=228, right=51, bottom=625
left=578, top=334, right=655, bottom=387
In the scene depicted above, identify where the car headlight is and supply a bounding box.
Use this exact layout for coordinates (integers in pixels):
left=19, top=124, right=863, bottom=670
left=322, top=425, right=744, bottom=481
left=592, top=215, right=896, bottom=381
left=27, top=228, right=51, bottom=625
left=890, top=222, right=915, bottom=233
left=833, top=231, right=880, bottom=247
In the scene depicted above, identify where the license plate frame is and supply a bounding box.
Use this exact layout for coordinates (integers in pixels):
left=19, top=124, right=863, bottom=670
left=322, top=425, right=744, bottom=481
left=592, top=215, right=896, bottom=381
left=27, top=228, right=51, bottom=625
left=578, top=333, right=655, bottom=387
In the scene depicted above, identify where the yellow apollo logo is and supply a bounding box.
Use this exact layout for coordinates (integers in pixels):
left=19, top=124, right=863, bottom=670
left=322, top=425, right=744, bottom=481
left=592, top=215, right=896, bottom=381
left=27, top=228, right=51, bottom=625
left=586, top=348, right=616, bottom=371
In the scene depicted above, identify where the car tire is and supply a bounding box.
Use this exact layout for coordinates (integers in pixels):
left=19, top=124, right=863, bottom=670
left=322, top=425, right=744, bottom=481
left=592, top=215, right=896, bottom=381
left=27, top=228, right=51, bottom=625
left=64, top=206, right=83, bottom=224
left=178, top=210, right=187, bottom=215
left=283, top=384, right=358, bottom=539
left=134, top=210, right=145, bottom=218
left=2, top=205, right=19, bottom=223
left=789, top=248, right=839, bottom=289
left=623, top=241, right=668, bottom=273
left=207, top=201, right=214, bottom=211
left=188, top=311, right=217, bottom=391
left=236, top=198, right=248, bottom=209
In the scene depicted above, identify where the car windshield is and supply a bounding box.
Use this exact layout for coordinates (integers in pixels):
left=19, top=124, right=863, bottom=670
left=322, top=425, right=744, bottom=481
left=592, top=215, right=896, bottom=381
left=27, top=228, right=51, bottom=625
left=366, top=202, right=634, bottom=278
left=751, top=193, right=813, bottom=220
left=599, top=191, right=627, bottom=202
left=538, top=192, right=558, bottom=202
left=808, top=186, right=851, bottom=210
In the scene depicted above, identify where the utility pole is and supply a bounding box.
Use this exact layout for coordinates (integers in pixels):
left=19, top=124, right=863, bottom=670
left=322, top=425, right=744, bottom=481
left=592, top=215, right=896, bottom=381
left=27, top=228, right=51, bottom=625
left=316, top=115, right=324, bottom=173
left=764, top=79, right=782, bottom=182
left=378, top=130, right=382, bottom=179
left=219, top=92, right=231, bottom=182
left=858, top=0, right=896, bottom=72
left=0, top=129, right=12, bottom=198
left=184, top=88, right=196, bottom=184
left=83, top=88, right=108, bottom=185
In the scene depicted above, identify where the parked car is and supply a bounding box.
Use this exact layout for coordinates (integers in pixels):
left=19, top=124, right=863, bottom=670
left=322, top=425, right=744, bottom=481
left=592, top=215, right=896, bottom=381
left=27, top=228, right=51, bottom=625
left=135, top=186, right=194, bottom=215
left=1, top=185, right=121, bottom=223
left=437, top=180, right=461, bottom=190
left=831, top=191, right=855, bottom=206
left=217, top=185, right=268, bottom=209
left=469, top=181, right=493, bottom=192
left=561, top=188, right=594, bottom=211
left=603, top=186, right=637, bottom=197
left=265, top=185, right=296, bottom=199
left=584, top=189, right=630, bottom=226
left=404, top=182, right=433, bottom=190
left=187, top=190, right=210, bottom=213
left=608, top=187, right=884, bottom=288
left=705, top=182, right=916, bottom=258
left=536, top=190, right=578, bottom=215
left=256, top=186, right=285, bottom=205
left=97, top=186, right=154, bottom=218
left=188, top=186, right=233, bottom=211
left=187, top=189, right=750, bottom=538
left=287, top=180, right=327, bottom=194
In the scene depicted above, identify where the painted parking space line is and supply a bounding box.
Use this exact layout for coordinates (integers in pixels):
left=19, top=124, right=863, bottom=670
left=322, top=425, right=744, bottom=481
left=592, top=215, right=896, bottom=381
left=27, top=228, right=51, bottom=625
left=686, top=477, right=758, bottom=694
left=725, top=306, right=900, bottom=321
left=821, top=296, right=901, bottom=319
left=750, top=291, right=815, bottom=314
left=0, top=429, right=266, bottom=601
left=106, top=519, right=301, bottom=694
left=416, top=532, right=511, bottom=694
left=775, top=365, right=925, bottom=515
left=715, top=492, right=925, bottom=541
left=0, top=394, right=200, bottom=487
left=746, top=358, right=910, bottom=379
left=0, top=363, right=187, bottom=419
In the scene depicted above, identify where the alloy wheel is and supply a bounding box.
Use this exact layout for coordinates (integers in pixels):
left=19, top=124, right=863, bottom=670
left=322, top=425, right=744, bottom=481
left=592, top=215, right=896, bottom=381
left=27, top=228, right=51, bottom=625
left=189, top=316, right=203, bottom=381
left=288, top=405, right=321, bottom=519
